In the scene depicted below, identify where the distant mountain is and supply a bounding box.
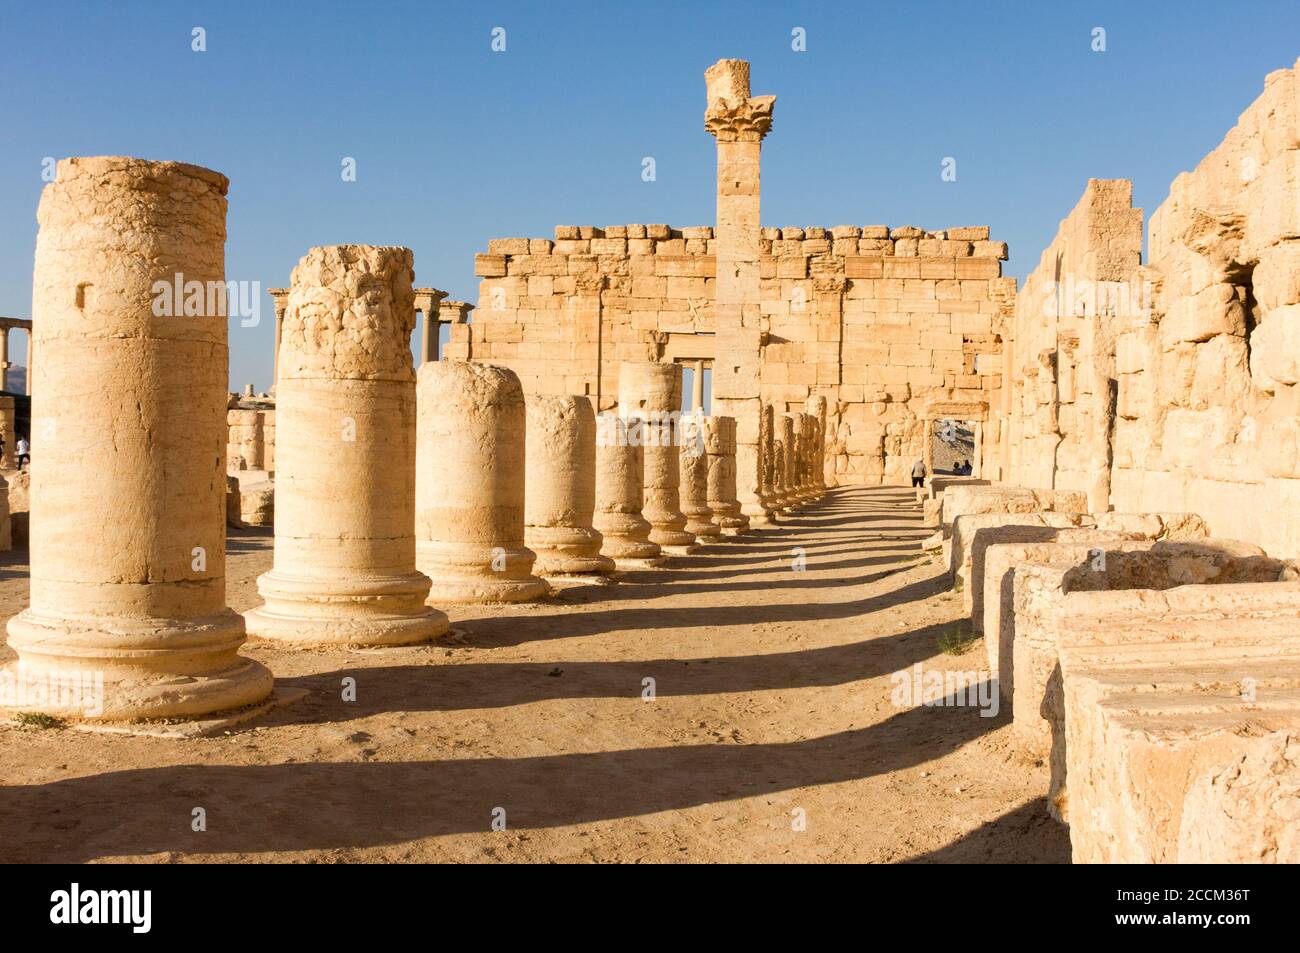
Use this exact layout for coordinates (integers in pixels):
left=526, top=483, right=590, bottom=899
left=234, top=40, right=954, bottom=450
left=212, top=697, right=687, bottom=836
left=2, top=365, right=25, bottom=395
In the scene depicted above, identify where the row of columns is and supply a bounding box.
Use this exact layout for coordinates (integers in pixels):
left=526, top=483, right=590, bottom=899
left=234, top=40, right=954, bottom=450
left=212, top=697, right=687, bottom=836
left=1, top=153, right=830, bottom=723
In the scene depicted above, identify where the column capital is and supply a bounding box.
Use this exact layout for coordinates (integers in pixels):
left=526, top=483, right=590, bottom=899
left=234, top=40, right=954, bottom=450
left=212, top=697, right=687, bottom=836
left=414, top=287, right=450, bottom=315
left=704, top=59, right=775, bottom=142
left=268, top=287, right=289, bottom=315
left=438, top=300, right=475, bottom=323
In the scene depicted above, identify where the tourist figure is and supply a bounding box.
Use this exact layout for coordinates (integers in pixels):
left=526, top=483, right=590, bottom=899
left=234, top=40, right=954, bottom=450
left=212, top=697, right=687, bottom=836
left=911, top=459, right=926, bottom=488
left=16, top=436, right=29, bottom=469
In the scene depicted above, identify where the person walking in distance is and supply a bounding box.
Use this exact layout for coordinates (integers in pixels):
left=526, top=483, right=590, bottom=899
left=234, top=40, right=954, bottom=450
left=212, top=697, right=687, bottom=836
left=911, top=459, right=926, bottom=488
left=16, top=435, right=30, bottom=470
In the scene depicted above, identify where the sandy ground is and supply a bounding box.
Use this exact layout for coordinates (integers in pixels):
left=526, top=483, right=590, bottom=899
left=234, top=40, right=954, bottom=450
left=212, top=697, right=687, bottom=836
left=0, top=486, right=1068, bottom=863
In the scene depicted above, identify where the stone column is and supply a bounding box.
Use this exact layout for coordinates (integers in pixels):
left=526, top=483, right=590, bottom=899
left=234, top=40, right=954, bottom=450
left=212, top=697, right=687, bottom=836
left=691, top=360, right=705, bottom=412
left=525, top=394, right=615, bottom=578
left=923, top=417, right=937, bottom=487
left=3, top=156, right=271, bottom=720
left=806, top=394, right=828, bottom=495
left=779, top=413, right=798, bottom=511
left=618, top=361, right=697, bottom=553
left=414, top=288, right=448, bottom=366
left=268, top=288, right=288, bottom=388
left=678, top=413, right=720, bottom=539
left=416, top=360, right=545, bottom=602
left=800, top=413, right=811, bottom=501
left=758, top=402, right=778, bottom=516
left=244, top=245, right=446, bottom=645
left=593, top=414, right=663, bottom=568
left=0, top=397, right=14, bottom=469
left=706, top=59, right=775, bottom=529
left=0, top=328, right=8, bottom=393
left=421, top=309, right=436, bottom=364
left=705, top=414, right=748, bottom=535
left=791, top=413, right=808, bottom=502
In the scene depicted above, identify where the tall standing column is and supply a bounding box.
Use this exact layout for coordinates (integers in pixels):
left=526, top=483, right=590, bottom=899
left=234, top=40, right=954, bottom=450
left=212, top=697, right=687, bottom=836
left=706, top=59, right=775, bottom=528
left=705, top=415, right=748, bottom=535
left=268, top=288, right=288, bottom=389
left=525, top=394, right=615, bottom=578
left=771, top=429, right=787, bottom=510
left=416, top=360, right=546, bottom=603
left=421, top=310, right=436, bottom=364
left=806, top=394, right=828, bottom=496
left=691, top=360, right=705, bottom=412
left=244, top=245, right=446, bottom=645
left=4, top=156, right=271, bottom=719
left=0, top=397, right=14, bottom=469
left=414, top=288, right=448, bottom=366
left=0, top=328, right=8, bottom=393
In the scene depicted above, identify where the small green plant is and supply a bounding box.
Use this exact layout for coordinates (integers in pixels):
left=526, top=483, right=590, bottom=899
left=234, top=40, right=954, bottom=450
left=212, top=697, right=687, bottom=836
left=938, top=623, right=977, bottom=656
left=952, top=575, right=964, bottom=593
left=14, top=712, right=64, bottom=730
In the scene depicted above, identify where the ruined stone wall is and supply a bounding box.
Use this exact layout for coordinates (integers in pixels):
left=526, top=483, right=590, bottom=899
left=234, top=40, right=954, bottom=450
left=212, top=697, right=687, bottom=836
left=470, top=224, right=1008, bottom=484
left=1111, top=59, right=1300, bottom=557
left=997, top=57, right=1300, bottom=558
left=998, top=179, right=1143, bottom=509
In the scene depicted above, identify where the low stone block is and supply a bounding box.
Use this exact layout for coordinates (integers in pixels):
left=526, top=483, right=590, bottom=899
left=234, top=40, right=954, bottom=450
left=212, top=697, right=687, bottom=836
left=1060, top=581, right=1300, bottom=861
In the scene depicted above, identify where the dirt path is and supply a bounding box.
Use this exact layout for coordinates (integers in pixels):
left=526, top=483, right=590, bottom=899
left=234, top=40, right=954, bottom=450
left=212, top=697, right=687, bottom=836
left=0, top=486, right=1068, bottom=863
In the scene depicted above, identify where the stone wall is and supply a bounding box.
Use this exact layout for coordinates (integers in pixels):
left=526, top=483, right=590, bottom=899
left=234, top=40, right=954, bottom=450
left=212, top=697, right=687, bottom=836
left=996, top=179, right=1143, bottom=509
left=997, top=57, right=1300, bottom=558
left=471, top=224, right=1009, bottom=484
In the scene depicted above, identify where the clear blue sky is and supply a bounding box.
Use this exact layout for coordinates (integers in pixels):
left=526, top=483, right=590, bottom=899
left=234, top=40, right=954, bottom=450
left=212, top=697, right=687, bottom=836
left=1, top=1, right=1297, bottom=392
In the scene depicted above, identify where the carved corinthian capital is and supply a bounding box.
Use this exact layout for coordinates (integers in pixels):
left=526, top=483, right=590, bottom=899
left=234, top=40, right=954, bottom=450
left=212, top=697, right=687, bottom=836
left=704, top=58, right=775, bottom=142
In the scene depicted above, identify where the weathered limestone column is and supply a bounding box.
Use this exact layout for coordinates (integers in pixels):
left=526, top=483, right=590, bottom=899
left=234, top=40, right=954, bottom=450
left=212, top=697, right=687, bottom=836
left=791, top=415, right=808, bottom=502
left=706, top=59, right=775, bottom=529
left=414, top=287, right=448, bottom=366
left=416, top=360, right=546, bottom=602
left=421, top=310, right=436, bottom=364
left=593, top=414, right=664, bottom=568
left=705, top=414, right=748, bottom=535
left=678, top=413, right=720, bottom=539
left=771, top=431, right=788, bottom=510
left=244, top=246, right=446, bottom=645
left=618, top=361, right=697, bottom=553
left=0, top=329, right=8, bottom=393
left=0, top=396, right=14, bottom=469
left=3, top=156, right=272, bottom=719
left=268, top=288, right=288, bottom=387
left=806, top=394, right=828, bottom=495
left=798, top=412, right=817, bottom=501
left=758, top=402, right=779, bottom=515
left=691, top=360, right=705, bottom=412
left=779, top=413, right=798, bottom=511
left=525, top=394, right=615, bottom=578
